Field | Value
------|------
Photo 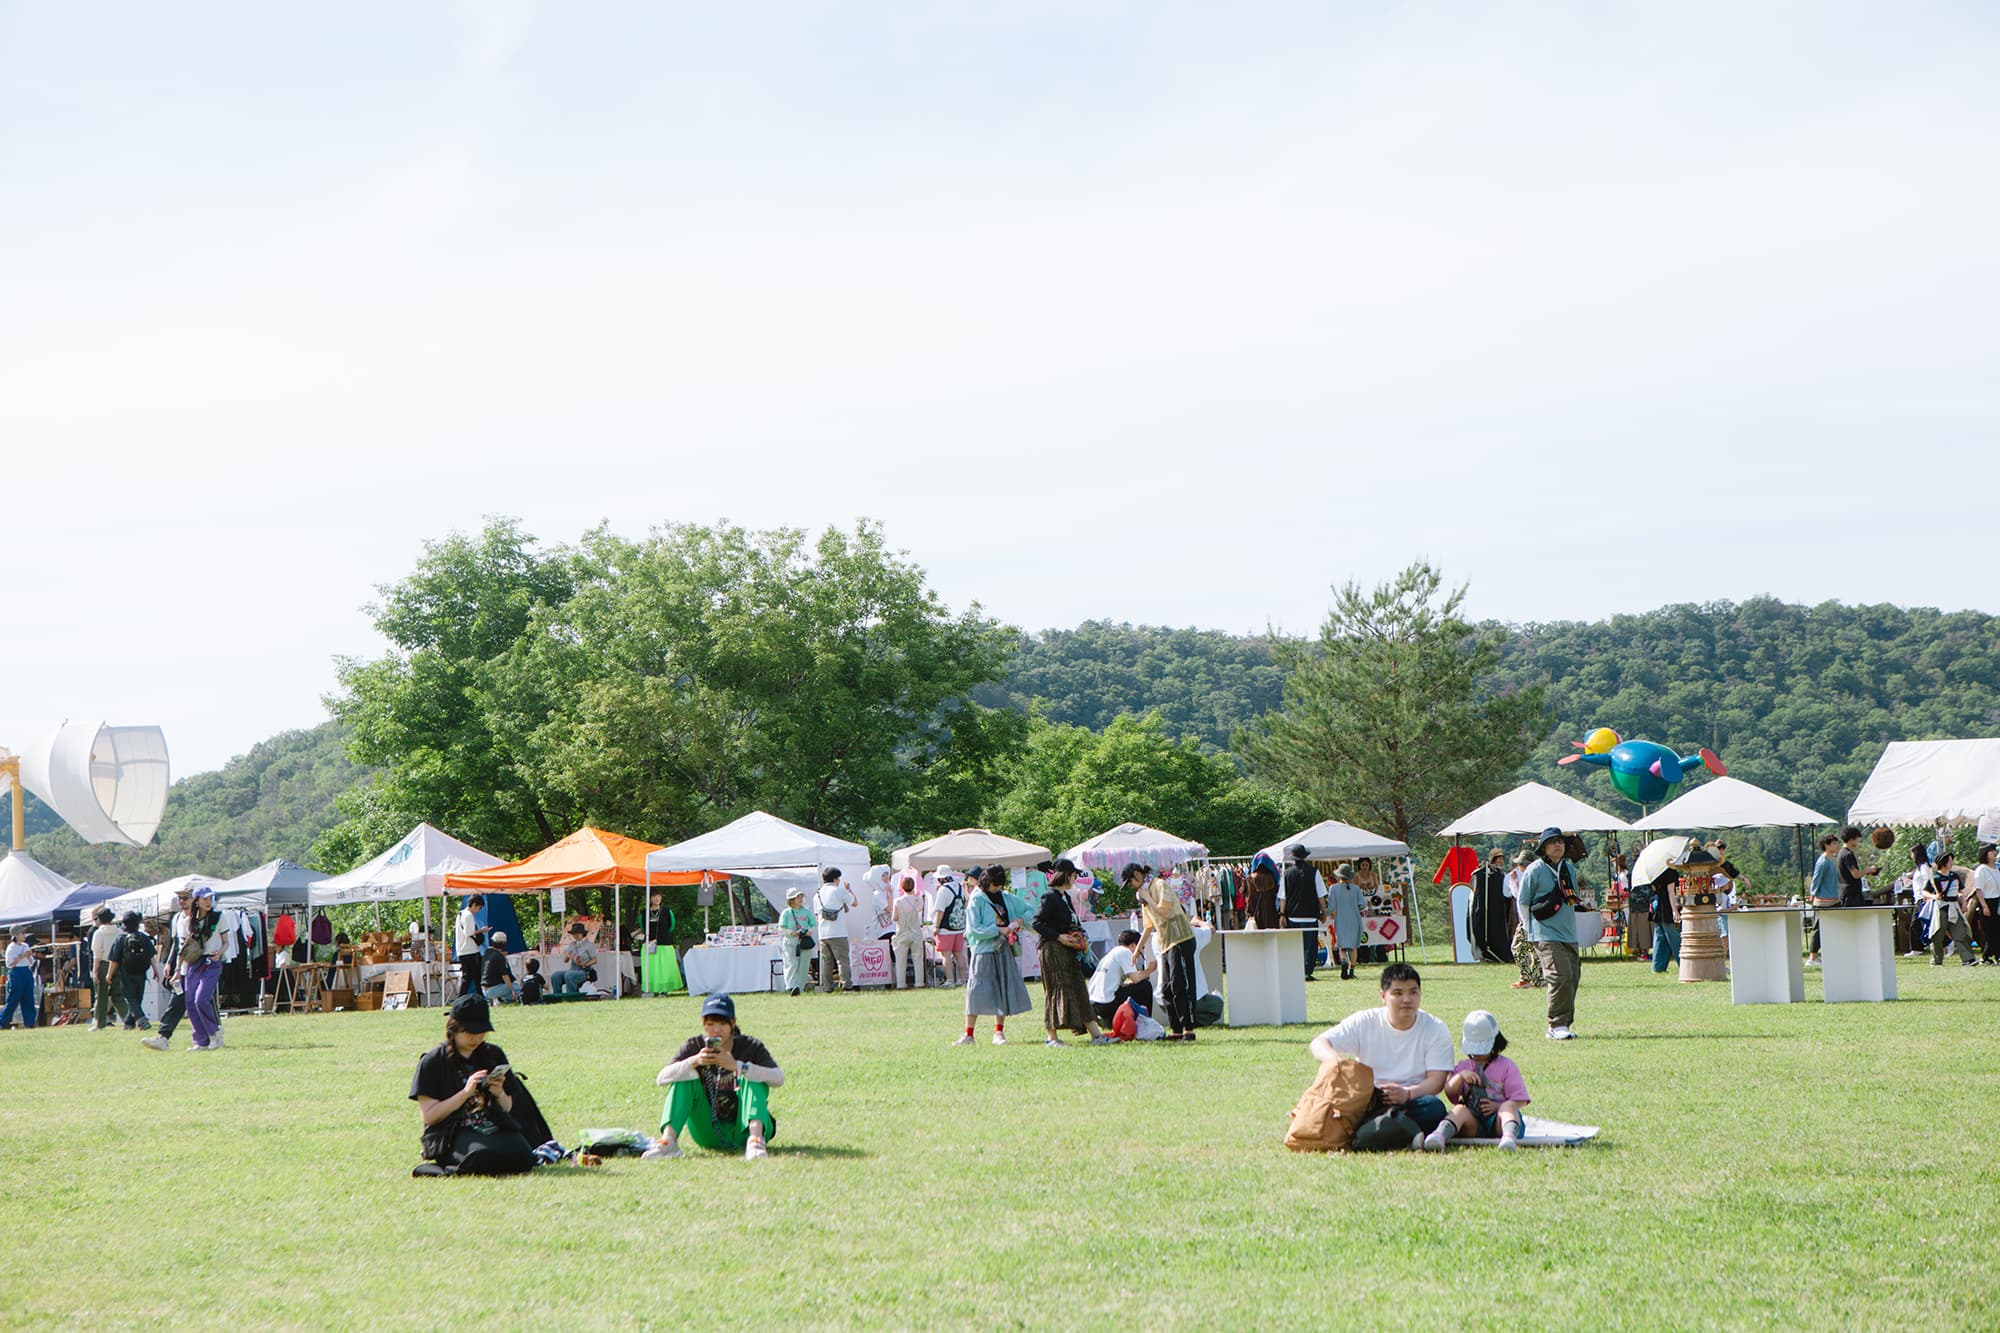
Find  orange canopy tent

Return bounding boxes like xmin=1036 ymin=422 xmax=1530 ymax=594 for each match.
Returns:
xmin=443 ymin=827 xmax=704 ymax=998
xmin=441 ymin=826 xmax=700 ymax=893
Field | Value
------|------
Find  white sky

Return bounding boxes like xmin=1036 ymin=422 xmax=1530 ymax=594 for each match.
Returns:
xmin=3 ymin=2 xmax=1995 ymax=776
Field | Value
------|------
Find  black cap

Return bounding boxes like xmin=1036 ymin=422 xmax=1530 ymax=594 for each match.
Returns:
xmin=1287 ymin=844 xmax=1310 ymax=860
xmin=701 ymin=993 xmax=736 ymax=1022
xmin=964 ymin=864 xmax=985 ymax=879
xmin=449 ymin=994 xmax=495 ymax=1033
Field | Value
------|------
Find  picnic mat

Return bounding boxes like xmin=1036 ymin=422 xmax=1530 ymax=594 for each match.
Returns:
xmin=1458 ymin=1116 xmax=1600 ymax=1147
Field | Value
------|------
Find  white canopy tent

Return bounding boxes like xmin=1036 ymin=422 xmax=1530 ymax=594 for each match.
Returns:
xmin=891 ymin=828 xmax=1049 ymax=872
xmin=1630 ymin=776 xmax=1832 ymax=831
xmin=0 ymin=851 xmax=80 ymax=925
xmin=645 ymin=811 xmax=871 ymax=916
xmin=307 ymin=824 xmax=503 ymax=905
xmin=1062 ymin=822 xmax=1209 ymax=872
xmin=1438 ymin=782 xmax=1632 ymax=836
xmin=1849 ymin=738 xmax=2000 ymax=827
xmin=19 ymin=720 xmax=170 ymax=846
xmin=1259 ymin=818 xmax=1411 ymax=863
xmin=101 ymin=873 xmax=226 ymax=920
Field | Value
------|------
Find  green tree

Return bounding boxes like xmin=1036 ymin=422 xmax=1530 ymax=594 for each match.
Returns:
xmin=1238 ymin=562 xmax=1546 ymax=844
xmin=989 ymin=713 xmax=1294 ymax=861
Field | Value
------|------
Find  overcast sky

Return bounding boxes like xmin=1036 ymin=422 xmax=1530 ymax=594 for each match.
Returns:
xmin=3 ymin=2 xmax=1995 ymax=777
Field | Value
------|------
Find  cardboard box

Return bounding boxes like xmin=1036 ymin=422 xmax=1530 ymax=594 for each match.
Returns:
xmin=322 ymin=988 xmax=357 ymax=1013
xmin=355 ymin=992 xmax=383 ymax=1011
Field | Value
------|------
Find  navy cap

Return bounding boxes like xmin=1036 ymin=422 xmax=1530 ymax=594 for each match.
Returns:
xmin=1537 ymin=827 xmax=1566 ymax=850
xmin=701 ymin=993 xmax=736 ymax=1022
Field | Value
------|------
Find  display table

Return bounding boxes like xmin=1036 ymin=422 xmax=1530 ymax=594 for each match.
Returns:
xmin=1218 ymin=928 xmax=1307 ymax=1026
xmin=1725 ymin=908 xmax=1804 ymax=1005
xmin=683 ymin=944 xmax=784 ymax=995
xmin=1818 ymin=906 xmax=1897 ymax=1003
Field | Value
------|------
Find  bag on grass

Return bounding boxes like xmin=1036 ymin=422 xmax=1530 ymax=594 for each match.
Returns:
xmin=1351 ymin=1107 xmax=1423 ymax=1152
xmin=1132 ymin=1011 xmax=1166 ymax=1041
xmin=1111 ymin=1000 xmax=1139 ymax=1042
xmin=578 ymin=1128 xmax=655 ymax=1157
xmin=1192 ymin=992 xmax=1224 ymax=1028
xmin=1284 ymin=1056 xmax=1377 ymax=1153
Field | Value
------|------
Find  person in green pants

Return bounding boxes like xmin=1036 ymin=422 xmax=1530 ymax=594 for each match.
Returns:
xmin=642 ymin=893 xmax=683 ymax=994
xmin=645 ymin=994 xmax=783 ymax=1161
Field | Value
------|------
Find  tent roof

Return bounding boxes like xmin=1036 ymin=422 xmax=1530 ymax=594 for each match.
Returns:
xmin=1629 ymin=776 xmax=1832 ymax=830
xmin=891 ymin=827 xmax=1050 ymax=871
xmin=100 ymin=873 xmax=227 ymax=919
xmin=1060 ymin=822 xmax=1209 ymax=871
xmin=1849 ymin=738 xmax=2000 ymax=826
xmin=645 ymin=811 xmax=870 ymax=876
xmin=1259 ymin=819 xmax=1411 ymax=862
xmin=211 ymin=858 xmax=326 ymax=909
xmin=443 ymin=827 xmax=696 ymax=892
xmin=308 ymin=823 xmax=504 ymax=905
xmin=0 ymin=852 xmax=82 ymax=928
xmin=1438 ymin=782 xmax=1633 ymax=836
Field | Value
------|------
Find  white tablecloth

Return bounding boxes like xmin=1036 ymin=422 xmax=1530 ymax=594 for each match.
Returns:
xmin=683 ymin=944 xmax=784 ymax=995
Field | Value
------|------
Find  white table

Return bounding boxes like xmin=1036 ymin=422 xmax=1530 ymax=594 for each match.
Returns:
xmin=683 ymin=944 xmax=785 ymax=995
xmin=1218 ymin=928 xmax=1307 ymax=1026
xmin=1725 ymin=908 xmax=1804 ymax=1004
xmin=1818 ymin=906 xmax=1896 ymax=1003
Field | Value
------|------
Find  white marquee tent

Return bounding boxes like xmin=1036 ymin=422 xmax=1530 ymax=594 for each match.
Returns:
xmin=308 ymin=824 xmax=503 ymax=906
xmin=1061 ymin=822 xmax=1209 ymax=872
xmin=101 ymin=873 xmax=226 ymax=920
xmin=645 ymin=811 xmax=871 ymax=915
xmin=1849 ymin=738 xmax=2000 ymax=827
xmin=0 ymin=851 xmax=80 ymax=926
xmin=1259 ymin=818 xmax=1411 ymax=863
xmin=1630 ymin=776 xmax=1832 ymax=831
xmin=891 ymin=828 xmax=1049 ymax=872
xmin=1438 ymin=782 xmax=1632 ymax=836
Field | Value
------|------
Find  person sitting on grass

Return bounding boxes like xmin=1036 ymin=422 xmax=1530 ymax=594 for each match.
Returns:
xmin=481 ymin=931 xmax=518 ymax=1004
xmin=646 ymin=993 xmax=783 ymax=1162
xmin=1307 ymin=962 xmax=1454 ymax=1148
xmin=1423 ymin=1010 xmax=1530 ymax=1151
xmin=518 ymin=958 xmax=546 ymax=1005
xmin=408 ymin=995 xmax=557 ymax=1176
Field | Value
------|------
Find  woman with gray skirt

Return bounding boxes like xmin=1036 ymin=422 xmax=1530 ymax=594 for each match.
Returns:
xmin=955 ymin=866 xmax=1033 ymax=1046
xmin=1327 ymin=864 xmax=1365 ymax=980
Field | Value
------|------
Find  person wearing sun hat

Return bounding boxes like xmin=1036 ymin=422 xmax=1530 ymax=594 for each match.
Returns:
xmin=1518 ymin=828 xmax=1581 ymax=1040
xmin=647 ymin=993 xmax=784 ymax=1161
xmin=1423 ymin=1010 xmax=1531 ymax=1151
xmin=777 ymin=888 xmax=815 ymax=995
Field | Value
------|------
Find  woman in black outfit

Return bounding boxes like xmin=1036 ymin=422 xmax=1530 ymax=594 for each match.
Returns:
xmin=1033 ymin=860 xmax=1113 ymax=1047
xmin=408 ymin=995 xmax=554 ymax=1175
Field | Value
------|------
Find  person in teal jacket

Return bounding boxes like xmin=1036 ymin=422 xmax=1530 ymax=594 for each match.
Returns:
xmin=956 ymin=866 xmax=1033 ymax=1046
xmin=1519 ymin=827 xmax=1580 ymax=1042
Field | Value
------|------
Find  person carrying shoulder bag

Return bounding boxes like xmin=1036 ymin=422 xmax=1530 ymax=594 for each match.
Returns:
xmin=1520 ymin=828 xmax=1581 ymax=1042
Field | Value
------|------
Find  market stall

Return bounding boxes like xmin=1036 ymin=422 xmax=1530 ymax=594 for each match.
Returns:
xmin=890 ymin=828 xmax=1049 ymax=872
xmin=445 ymin=827 xmax=701 ymax=999
xmin=1439 ymin=783 xmax=1632 ymax=962
xmin=646 ymin=811 xmax=870 ymax=994
xmin=1257 ymin=818 xmax=1419 ymax=953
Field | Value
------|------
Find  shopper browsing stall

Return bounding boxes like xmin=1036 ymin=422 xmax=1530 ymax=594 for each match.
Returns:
xmin=814 ymin=867 xmax=858 ymax=993
xmin=1087 ymin=929 xmax=1156 ymax=1027
xmin=1 ymin=930 xmax=36 ymax=1030
xmin=956 ymin=866 xmax=1033 ymax=1046
xmin=1033 ymin=860 xmax=1113 ymax=1046
xmin=892 ymin=873 xmax=928 ymax=990
xmin=453 ymin=894 xmax=486 ymax=997
xmin=931 ymin=869 xmax=969 ymax=987
xmin=1133 ymin=866 xmax=1198 ymax=1042
xmin=1326 ymin=864 xmax=1364 ymax=980
xmin=777 ymin=888 xmax=815 ymax=995
xmin=1280 ymin=845 xmax=1326 ymax=980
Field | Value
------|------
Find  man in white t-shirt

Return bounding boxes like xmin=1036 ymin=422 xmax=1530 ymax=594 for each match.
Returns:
xmin=89 ymin=908 xmax=128 ymax=1030
xmin=1308 ymin=963 xmax=1455 ymax=1141
xmin=1087 ymin=928 xmax=1157 ymax=1026
xmin=453 ymin=895 xmax=486 ymax=998
xmin=814 ymin=868 xmax=858 ymax=992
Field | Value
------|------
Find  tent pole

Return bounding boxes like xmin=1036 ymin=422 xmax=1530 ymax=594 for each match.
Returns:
xmin=614 ymin=885 xmax=622 ymax=1000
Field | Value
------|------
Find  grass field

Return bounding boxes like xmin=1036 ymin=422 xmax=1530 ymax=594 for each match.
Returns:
xmin=3 ymin=954 xmax=1996 ymax=1330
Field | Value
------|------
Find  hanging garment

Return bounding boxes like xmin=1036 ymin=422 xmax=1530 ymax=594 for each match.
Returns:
xmin=310 ymin=912 xmax=333 ymax=946
xmin=1433 ymin=846 xmax=1480 ymax=885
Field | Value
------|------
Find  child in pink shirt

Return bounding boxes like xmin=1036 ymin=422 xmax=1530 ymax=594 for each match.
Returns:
xmin=1423 ymin=1010 xmax=1530 ymax=1151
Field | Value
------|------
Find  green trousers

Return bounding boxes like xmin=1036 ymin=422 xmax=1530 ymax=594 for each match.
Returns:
xmin=660 ymin=1078 xmax=774 ymax=1152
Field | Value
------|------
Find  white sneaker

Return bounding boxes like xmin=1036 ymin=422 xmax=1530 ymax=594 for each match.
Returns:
xmin=189 ymin=1043 xmax=214 ymax=1053
xmin=88 ymin=1022 xmax=103 ymax=1032
xmin=140 ymin=1035 xmax=170 ymax=1052
xmin=744 ymin=1137 xmax=768 ymax=1161
xmin=641 ymin=1139 xmax=682 ymax=1160
xmin=1546 ymin=1026 xmax=1574 ymax=1041
xmin=206 ymin=1033 xmax=224 ymax=1049
xmin=1804 ymin=958 xmax=1820 ymax=967
xmin=992 ymin=1032 xmax=1007 ymax=1046
xmin=951 ymin=1034 xmax=973 ymax=1046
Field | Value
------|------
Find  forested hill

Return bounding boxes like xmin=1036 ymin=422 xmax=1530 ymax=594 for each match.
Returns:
xmin=991 ymin=600 xmax=2000 ymax=821
xmin=1499 ymin=598 xmax=2000 ymax=822
xmin=974 ymin=622 xmax=1286 ymax=749
xmin=16 ymin=722 xmax=366 ymax=885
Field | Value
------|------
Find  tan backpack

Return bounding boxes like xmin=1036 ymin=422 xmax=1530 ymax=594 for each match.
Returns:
xmin=1285 ymin=1056 xmax=1378 ymax=1152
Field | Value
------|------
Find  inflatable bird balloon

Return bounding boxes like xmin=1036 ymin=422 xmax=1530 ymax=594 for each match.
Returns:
xmin=1558 ymin=727 xmax=1725 ymax=805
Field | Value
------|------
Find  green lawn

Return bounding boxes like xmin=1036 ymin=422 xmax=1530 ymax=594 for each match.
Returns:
xmin=3 ymin=956 xmax=1995 ymax=1330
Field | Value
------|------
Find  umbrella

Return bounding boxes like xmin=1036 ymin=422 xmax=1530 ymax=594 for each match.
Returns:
xmin=1631 ymin=837 xmax=1692 ymax=890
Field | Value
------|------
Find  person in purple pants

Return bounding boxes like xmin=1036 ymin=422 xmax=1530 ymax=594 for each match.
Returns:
xmin=180 ymin=886 xmax=228 ymax=1052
